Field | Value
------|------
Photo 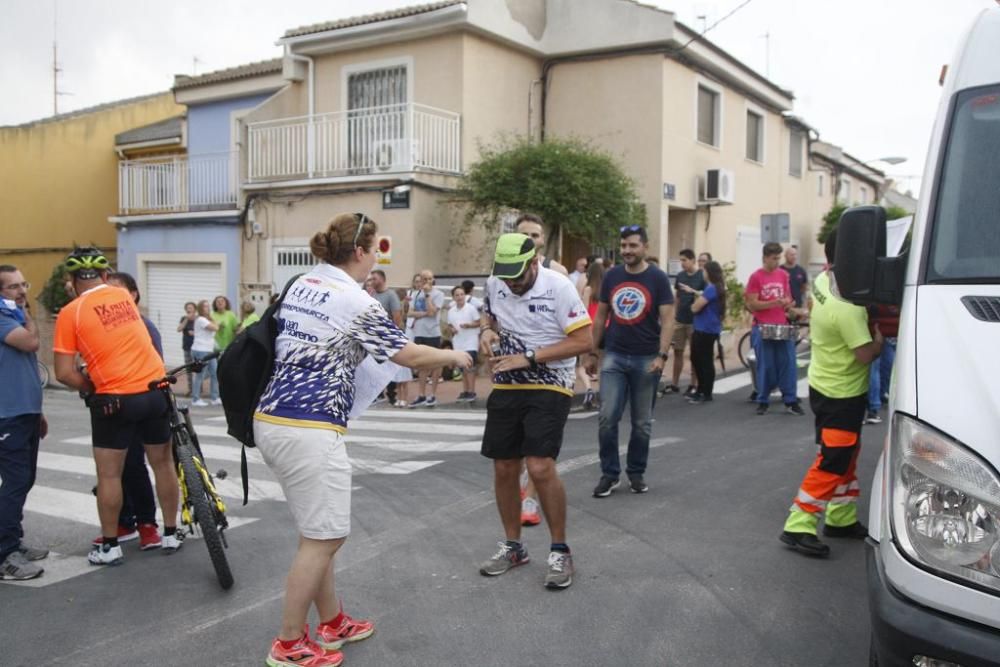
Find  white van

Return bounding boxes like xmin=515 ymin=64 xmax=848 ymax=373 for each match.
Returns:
xmin=833 ymin=6 xmax=1000 ymax=666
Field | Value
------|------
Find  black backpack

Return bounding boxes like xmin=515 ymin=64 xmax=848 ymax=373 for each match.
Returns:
xmin=218 ymin=275 xmax=299 ymax=504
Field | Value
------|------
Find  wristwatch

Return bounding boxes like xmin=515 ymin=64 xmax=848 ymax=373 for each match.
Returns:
xmin=659 ymin=351 xmax=669 ymax=361
xmin=524 ymin=349 xmax=538 ymax=370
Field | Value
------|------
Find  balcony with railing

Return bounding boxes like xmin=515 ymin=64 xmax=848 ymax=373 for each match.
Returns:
xmin=118 ymin=151 xmax=238 ymax=215
xmin=246 ymin=103 xmax=461 ymax=183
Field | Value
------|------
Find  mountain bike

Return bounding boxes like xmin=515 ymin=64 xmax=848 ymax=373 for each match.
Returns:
xmin=148 ymin=352 xmax=234 ymax=590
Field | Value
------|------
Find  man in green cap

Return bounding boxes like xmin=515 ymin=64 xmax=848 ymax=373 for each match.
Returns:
xmin=477 ymin=232 xmax=593 ymax=589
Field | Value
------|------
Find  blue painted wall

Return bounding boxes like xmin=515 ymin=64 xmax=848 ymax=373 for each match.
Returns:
xmin=187 ymin=94 xmax=271 ymax=156
xmin=116 ymin=221 xmax=242 ymax=305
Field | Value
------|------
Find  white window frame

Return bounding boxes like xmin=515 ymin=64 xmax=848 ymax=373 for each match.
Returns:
xmin=838 ymin=177 xmax=852 ymax=204
xmin=859 ymin=185 xmax=868 ymax=204
xmin=694 ymin=78 xmax=723 ymax=150
xmin=817 ymin=173 xmax=825 ymax=197
xmin=340 ymin=56 xmax=415 ymax=111
xmin=744 ymin=101 xmax=766 ymax=165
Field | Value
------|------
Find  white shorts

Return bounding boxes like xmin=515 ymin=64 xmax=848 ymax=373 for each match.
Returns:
xmin=253 ymin=420 xmax=352 ymax=539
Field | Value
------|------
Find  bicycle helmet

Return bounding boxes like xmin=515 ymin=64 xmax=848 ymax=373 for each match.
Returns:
xmin=65 ymin=246 xmax=110 ymax=279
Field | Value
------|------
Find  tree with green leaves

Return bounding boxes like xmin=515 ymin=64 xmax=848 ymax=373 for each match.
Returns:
xmin=817 ymin=203 xmax=910 ymax=244
xmin=452 ymin=135 xmax=645 ymax=256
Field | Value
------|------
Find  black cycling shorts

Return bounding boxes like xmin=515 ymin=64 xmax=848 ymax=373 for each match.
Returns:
xmin=90 ymin=390 xmax=171 ymax=450
xmin=481 ymin=389 xmax=572 ymax=460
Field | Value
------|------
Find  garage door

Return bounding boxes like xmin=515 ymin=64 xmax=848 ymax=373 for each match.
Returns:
xmin=144 ymin=262 xmax=223 ymax=367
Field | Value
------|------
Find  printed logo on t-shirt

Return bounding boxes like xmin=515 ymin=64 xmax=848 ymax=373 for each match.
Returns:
xmin=611 ymin=282 xmax=651 ymax=324
xmin=759 ymin=281 xmax=786 ymax=301
xmin=93 ymin=299 xmax=141 ymax=331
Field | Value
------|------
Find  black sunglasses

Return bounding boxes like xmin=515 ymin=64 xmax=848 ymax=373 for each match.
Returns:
xmin=620 ymin=224 xmax=643 ymax=232
xmin=353 ymin=213 xmax=369 ymax=246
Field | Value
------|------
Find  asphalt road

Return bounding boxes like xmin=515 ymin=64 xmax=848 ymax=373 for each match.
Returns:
xmin=1 ymin=375 xmax=884 ymax=667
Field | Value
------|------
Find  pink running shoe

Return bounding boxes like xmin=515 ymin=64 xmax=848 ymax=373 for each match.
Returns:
xmin=266 ymin=627 xmax=343 ymax=667
xmin=315 ymin=611 xmax=376 ymax=650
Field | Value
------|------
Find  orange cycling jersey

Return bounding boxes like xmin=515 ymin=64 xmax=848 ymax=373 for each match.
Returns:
xmin=53 ymin=284 xmax=164 ymax=395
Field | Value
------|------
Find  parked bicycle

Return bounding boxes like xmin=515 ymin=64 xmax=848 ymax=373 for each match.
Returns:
xmin=37 ymin=360 xmax=50 ymax=387
xmin=737 ymin=320 xmax=810 ymax=370
xmin=148 ymin=352 xmax=234 ymax=590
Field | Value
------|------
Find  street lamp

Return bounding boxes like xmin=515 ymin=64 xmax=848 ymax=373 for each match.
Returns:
xmin=864 ymin=156 xmax=907 ymax=166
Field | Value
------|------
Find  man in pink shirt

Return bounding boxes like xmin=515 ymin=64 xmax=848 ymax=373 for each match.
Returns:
xmin=745 ymin=243 xmax=804 ymax=416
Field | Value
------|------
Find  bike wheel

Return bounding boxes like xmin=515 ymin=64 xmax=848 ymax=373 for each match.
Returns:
xmin=37 ymin=361 xmax=50 ymax=388
xmin=176 ymin=438 xmax=234 ymax=590
xmin=737 ymin=331 xmax=753 ymax=369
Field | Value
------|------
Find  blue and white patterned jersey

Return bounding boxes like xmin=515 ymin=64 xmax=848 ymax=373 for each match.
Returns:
xmin=484 ymin=267 xmax=591 ymax=396
xmin=255 ymin=263 xmax=408 ymax=432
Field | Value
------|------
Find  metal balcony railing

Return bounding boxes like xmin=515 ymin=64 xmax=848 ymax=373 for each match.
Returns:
xmin=246 ymin=103 xmax=461 ymax=182
xmin=118 ymin=151 xmax=238 ymax=214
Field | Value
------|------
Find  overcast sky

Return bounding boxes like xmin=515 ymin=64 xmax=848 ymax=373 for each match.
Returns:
xmin=3 ymin=0 xmax=995 ymax=194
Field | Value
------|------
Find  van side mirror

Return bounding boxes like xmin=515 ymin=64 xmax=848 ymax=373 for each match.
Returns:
xmin=833 ymin=206 xmax=905 ymax=307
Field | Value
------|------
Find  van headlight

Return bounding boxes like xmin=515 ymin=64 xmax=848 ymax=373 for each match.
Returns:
xmin=891 ymin=413 xmax=1000 ymax=591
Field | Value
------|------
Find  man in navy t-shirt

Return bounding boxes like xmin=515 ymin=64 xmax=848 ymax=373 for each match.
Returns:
xmin=587 ymin=225 xmax=674 ymax=497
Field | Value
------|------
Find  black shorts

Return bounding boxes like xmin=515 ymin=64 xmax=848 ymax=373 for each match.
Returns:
xmin=481 ymin=389 xmax=572 ymax=460
xmin=414 ymin=336 xmax=441 ymax=348
xmin=90 ymin=390 xmax=171 ymax=450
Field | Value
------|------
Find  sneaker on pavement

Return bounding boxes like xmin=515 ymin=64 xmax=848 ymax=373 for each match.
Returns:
xmin=408 ymin=396 xmax=427 ymax=409
xmin=92 ymin=525 xmax=139 ymax=547
xmin=161 ymin=533 xmax=183 ymax=553
xmin=785 ymin=402 xmax=806 ymax=416
xmin=822 ymin=522 xmax=868 ymax=539
xmin=747 ymin=390 xmax=759 ymax=403
xmin=687 ymin=393 xmax=712 ymax=404
xmin=138 ymin=523 xmax=162 ymax=550
xmin=211 ymin=398 xmax=223 ymax=406
xmin=88 ymin=544 xmax=125 ymax=566
xmin=865 ymin=411 xmax=883 ymax=424
xmin=593 ymin=476 xmax=621 ymax=498
xmin=191 ymin=399 xmax=210 ymax=407
xmin=1 ymin=551 xmax=44 ymax=580
xmin=779 ymin=531 xmax=830 ymax=558
xmin=267 ymin=627 xmax=343 ymax=667
xmin=582 ymin=388 xmax=595 ymax=410
xmin=684 ymin=385 xmax=698 ymax=397
xmin=479 ymin=541 xmax=530 ymax=576
xmin=756 ymin=403 xmax=769 ymax=416
xmin=17 ymin=543 xmax=49 ymax=561
xmin=521 ymin=497 xmax=542 ymax=526
xmin=544 ymin=551 xmax=574 ymax=589
xmin=423 ymin=396 xmax=437 ymax=407
xmin=661 ymin=384 xmax=680 ymax=395
xmin=629 ymin=477 xmax=649 ymax=494
xmin=315 ymin=612 xmax=376 ymax=650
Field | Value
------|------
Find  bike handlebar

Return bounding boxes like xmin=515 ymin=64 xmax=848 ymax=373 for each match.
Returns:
xmin=148 ymin=351 xmax=221 ymax=392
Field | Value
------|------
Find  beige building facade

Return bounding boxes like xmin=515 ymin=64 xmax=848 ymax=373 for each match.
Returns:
xmin=235 ymin=0 xmax=885 ymax=294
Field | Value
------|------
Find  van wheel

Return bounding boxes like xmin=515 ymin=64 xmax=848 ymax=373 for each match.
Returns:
xmin=869 ymin=636 xmax=879 ymax=666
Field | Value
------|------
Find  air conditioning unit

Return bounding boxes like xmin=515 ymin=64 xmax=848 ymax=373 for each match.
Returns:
xmin=704 ymin=168 xmax=735 ymax=204
xmin=373 ymin=139 xmax=421 ymax=171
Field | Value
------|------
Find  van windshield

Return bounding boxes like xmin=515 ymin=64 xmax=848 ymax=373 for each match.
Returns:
xmin=927 ymin=85 xmax=1000 ymax=283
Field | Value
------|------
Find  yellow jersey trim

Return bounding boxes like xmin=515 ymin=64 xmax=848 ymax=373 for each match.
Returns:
xmin=492 ymin=383 xmax=575 ymax=397
xmin=253 ymin=412 xmax=347 ymax=434
xmin=564 ymin=319 xmax=593 ymax=335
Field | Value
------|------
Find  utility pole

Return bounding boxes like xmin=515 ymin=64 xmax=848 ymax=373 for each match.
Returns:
xmin=52 ymin=2 xmax=59 ymax=114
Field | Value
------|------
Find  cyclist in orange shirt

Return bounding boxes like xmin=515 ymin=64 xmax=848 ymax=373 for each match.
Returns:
xmin=53 ymin=247 xmax=182 ymax=566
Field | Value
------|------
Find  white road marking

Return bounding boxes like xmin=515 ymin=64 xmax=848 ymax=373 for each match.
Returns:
xmin=24 ymin=486 xmax=99 ymax=525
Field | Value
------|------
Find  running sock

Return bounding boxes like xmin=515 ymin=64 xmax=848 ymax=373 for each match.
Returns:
xmin=550 ymin=543 xmax=570 ymax=554
xmin=102 ymin=537 xmax=119 ymax=550
xmin=164 ymin=526 xmax=177 ymax=537
xmin=278 ymin=634 xmax=305 ymax=650
xmin=321 ymin=611 xmax=345 ymax=628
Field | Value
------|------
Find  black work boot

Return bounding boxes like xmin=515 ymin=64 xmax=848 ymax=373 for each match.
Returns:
xmin=823 ymin=522 xmax=868 ymax=539
xmin=779 ymin=531 xmax=831 ymax=557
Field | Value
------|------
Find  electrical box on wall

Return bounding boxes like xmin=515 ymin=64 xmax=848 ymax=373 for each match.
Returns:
xmin=241 ymin=283 xmax=273 ymax=312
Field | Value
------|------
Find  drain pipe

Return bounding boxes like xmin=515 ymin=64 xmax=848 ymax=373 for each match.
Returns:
xmin=286 ymin=47 xmax=315 ymax=177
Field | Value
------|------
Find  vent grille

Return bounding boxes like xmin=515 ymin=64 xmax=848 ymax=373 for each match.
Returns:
xmin=962 ymin=296 xmax=1000 ymax=322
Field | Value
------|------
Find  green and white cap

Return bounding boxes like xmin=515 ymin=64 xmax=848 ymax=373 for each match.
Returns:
xmin=492 ymin=233 xmax=536 ymax=279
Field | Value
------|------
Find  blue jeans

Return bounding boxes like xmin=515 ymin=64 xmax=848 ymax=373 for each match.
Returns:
xmin=880 ymin=338 xmax=897 ymax=399
xmin=192 ymin=350 xmax=218 ymax=401
xmin=0 ymin=414 xmax=41 ymax=561
xmin=751 ymin=326 xmax=798 ymax=405
xmin=598 ymin=352 xmax=660 ymax=479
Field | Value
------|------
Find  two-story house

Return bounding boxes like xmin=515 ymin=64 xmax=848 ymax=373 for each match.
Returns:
xmin=236 ymin=0 xmax=866 ymax=294
xmin=111 ymin=59 xmax=283 ymax=366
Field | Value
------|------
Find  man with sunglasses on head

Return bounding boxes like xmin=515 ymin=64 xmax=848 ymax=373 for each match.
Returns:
xmin=478 ymin=233 xmax=592 ymax=589
xmin=587 ymin=225 xmax=674 ymax=498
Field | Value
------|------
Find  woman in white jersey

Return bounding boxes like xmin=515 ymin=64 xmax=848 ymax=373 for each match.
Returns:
xmin=254 ymin=212 xmax=472 ymax=667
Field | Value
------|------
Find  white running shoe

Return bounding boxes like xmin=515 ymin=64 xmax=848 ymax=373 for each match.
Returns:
xmin=191 ymin=399 xmax=210 ymax=407
xmin=88 ymin=544 xmax=124 ymax=566
xmin=161 ymin=533 xmax=184 ymax=553
xmin=210 ymin=398 xmax=223 ymax=406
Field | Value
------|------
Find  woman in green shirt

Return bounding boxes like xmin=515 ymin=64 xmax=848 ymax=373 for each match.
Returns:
xmin=211 ymin=295 xmax=239 ymax=351
xmin=237 ymin=300 xmax=260 ymax=334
